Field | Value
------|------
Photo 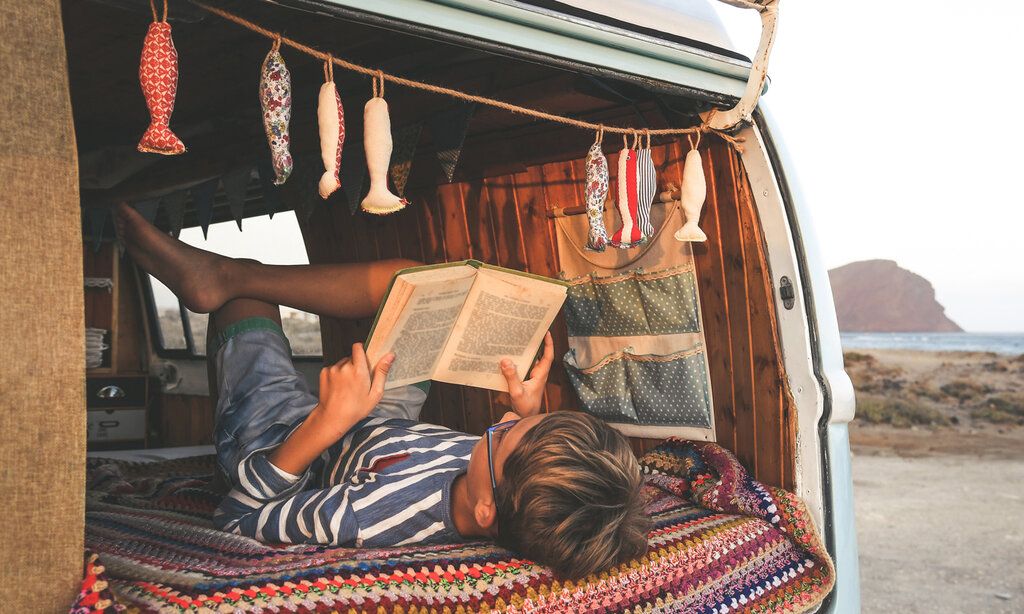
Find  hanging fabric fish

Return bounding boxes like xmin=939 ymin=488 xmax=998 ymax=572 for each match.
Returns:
xmin=675 ymin=131 xmax=708 ymax=242
xmin=635 ymin=130 xmax=657 ymax=240
xmin=259 ymin=37 xmax=292 ymax=185
xmin=361 ymin=74 xmax=407 ymax=215
xmin=610 ymin=134 xmax=643 ymax=248
xmin=318 ymin=57 xmax=344 ymax=199
xmin=584 ymin=128 xmax=609 ymax=251
xmin=137 ymin=0 xmax=185 ymax=155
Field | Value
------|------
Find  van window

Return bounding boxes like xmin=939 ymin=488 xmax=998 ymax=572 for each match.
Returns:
xmin=145 ymin=212 xmax=322 ymax=358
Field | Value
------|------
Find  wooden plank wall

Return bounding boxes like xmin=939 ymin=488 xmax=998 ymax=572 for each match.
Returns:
xmin=298 ymin=139 xmax=796 ymax=489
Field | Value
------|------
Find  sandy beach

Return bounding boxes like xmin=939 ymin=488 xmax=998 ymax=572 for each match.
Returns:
xmin=847 ymin=349 xmax=1024 ymax=612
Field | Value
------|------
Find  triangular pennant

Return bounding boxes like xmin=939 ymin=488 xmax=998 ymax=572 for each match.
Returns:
xmin=191 ymin=178 xmax=218 ymax=239
xmin=87 ymin=207 xmax=109 ymax=253
xmin=428 ymin=103 xmax=475 ymax=182
xmin=222 ymin=165 xmax=252 ymax=231
xmin=162 ymin=190 xmax=187 ymax=238
xmin=257 ymin=156 xmax=283 ymax=219
xmin=339 ymin=147 xmax=366 ymax=214
xmin=291 ymin=154 xmax=321 ymax=223
xmin=389 ymin=122 xmax=422 ymax=198
xmin=134 ymin=198 xmax=160 ymax=226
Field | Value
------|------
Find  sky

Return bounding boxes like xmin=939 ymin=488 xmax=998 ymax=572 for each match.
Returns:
xmin=710 ymin=1 xmax=1024 ymax=332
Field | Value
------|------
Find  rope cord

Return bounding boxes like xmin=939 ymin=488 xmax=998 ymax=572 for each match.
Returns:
xmin=150 ymin=0 xmax=168 ymax=22
xmin=188 ymin=0 xmax=745 ymax=147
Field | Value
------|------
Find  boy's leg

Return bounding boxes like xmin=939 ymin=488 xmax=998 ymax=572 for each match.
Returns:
xmin=207 ymin=296 xmax=320 ymax=491
xmin=114 ymin=201 xmax=419 ymax=319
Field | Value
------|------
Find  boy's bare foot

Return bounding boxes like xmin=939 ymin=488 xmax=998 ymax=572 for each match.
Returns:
xmin=114 ymin=202 xmax=236 ymax=313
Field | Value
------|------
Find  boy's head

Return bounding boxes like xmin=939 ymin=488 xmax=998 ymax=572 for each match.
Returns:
xmin=464 ymin=410 xmax=649 ymax=579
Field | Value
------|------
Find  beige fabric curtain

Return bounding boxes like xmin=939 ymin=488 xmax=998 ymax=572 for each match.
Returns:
xmin=0 ymin=1 xmax=85 ymax=611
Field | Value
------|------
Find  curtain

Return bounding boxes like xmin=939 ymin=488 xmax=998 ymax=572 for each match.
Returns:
xmin=0 ymin=1 xmax=85 ymax=610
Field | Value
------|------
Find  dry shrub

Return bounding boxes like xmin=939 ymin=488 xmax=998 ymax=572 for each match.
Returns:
xmin=855 ymin=396 xmax=949 ymax=428
xmin=971 ymin=395 xmax=1024 ymax=426
xmin=844 ymin=351 xmax=876 ymax=365
xmin=939 ymin=380 xmax=994 ymax=405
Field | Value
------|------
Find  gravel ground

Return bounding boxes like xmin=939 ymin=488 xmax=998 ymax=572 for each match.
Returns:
xmin=853 ymin=449 xmax=1024 ymax=613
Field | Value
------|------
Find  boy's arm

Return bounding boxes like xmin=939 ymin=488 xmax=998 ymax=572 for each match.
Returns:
xmin=213 ymin=471 xmax=361 ymax=545
xmin=270 ymin=343 xmax=394 ymax=476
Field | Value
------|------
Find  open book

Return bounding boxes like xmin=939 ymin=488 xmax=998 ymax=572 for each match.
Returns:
xmin=365 ymin=260 xmax=568 ymax=392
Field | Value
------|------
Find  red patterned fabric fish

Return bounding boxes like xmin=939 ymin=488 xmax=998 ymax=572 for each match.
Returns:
xmin=137 ymin=1 xmax=185 ymax=155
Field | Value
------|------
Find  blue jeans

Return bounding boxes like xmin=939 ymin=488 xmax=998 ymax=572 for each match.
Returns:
xmin=210 ymin=317 xmax=426 ymax=489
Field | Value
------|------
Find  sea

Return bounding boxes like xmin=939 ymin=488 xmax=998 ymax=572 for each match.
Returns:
xmin=840 ymin=332 xmax=1024 ymax=356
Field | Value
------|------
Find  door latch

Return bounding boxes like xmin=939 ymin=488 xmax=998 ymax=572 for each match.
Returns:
xmin=778 ymin=276 xmax=795 ymax=310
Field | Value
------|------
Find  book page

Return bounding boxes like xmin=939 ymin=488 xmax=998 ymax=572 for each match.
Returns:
xmin=368 ymin=265 xmax=477 ymax=389
xmin=434 ymin=270 xmax=567 ymax=392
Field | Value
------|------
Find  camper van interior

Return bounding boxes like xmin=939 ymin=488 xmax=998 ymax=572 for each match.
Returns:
xmin=60 ymin=0 xmax=843 ymax=611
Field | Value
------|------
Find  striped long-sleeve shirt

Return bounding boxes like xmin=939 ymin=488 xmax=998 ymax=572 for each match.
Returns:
xmin=213 ymin=417 xmax=478 ymax=548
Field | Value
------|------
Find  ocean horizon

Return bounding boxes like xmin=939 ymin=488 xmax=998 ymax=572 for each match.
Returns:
xmin=840 ymin=331 xmax=1024 ymax=355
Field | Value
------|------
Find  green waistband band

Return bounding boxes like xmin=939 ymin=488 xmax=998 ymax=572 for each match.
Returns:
xmin=208 ymin=316 xmax=288 ymax=357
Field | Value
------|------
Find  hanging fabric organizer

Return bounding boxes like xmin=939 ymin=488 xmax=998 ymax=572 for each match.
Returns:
xmin=554 ymin=164 xmax=715 ymax=440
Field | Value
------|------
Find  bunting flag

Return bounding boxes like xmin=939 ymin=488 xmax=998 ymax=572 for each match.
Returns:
xmin=222 ymin=165 xmax=251 ymax=231
xmin=291 ymin=153 xmax=321 ymax=222
xmin=257 ymin=156 xmax=283 ymax=219
xmin=428 ymin=103 xmax=475 ymax=182
xmin=162 ymin=190 xmax=187 ymax=238
xmin=134 ymin=198 xmax=160 ymax=225
xmin=389 ymin=122 xmax=422 ymax=198
xmin=339 ymin=146 xmax=366 ymax=214
xmin=191 ymin=177 xmax=218 ymax=239
xmin=86 ymin=207 xmax=109 ymax=253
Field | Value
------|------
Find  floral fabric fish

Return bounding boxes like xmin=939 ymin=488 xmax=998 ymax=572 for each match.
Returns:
xmin=259 ymin=45 xmax=292 ymax=185
xmin=584 ymin=141 xmax=609 ymax=251
xmin=137 ymin=9 xmax=185 ymax=155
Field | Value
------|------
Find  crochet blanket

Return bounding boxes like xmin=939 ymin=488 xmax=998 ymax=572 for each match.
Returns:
xmin=76 ymin=439 xmax=834 ymax=613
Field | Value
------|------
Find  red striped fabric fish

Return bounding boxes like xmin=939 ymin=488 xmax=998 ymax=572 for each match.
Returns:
xmin=318 ymin=61 xmax=344 ymax=199
xmin=610 ymin=144 xmax=656 ymax=248
xmin=137 ymin=5 xmax=185 ymax=155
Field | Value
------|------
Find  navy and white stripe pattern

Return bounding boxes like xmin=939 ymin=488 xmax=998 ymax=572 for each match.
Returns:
xmin=214 ymin=417 xmax=477 ymax=548
xmin=636 ymin=148 xmax=657 ymax=239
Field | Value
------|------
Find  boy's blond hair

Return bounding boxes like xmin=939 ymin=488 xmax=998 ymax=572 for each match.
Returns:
xmin=495 ymin=411 xmax=649 ymax=579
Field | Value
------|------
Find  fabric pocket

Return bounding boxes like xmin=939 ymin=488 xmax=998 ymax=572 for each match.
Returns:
xmin=564 ymin=346 xmax=712 ymax=427
xmin=564 ymin=265 xmax=700 ymax=337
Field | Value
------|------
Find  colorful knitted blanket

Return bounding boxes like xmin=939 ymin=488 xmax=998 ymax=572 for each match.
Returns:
xmin=77 ymin=439 xmax=834 ymax=613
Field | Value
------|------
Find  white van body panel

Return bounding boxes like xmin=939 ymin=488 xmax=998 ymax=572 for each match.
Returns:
xmin=317 ymin=0 xmax=758 ymax=99
xmin=757 ymin=104 xmax=861 ymax=612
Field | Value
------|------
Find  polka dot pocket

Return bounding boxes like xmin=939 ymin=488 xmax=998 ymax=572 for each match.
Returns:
xmin=563 ymin=265 xmax=700 ymax=337
xmin=564 ymin=345 xmax=712 ymax=427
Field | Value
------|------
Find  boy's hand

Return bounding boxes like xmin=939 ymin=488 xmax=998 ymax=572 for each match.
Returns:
xmin=500 ymin=331 xmax=553 ymax=417
xmin=318 ymin=343 xmax=394 ymax=433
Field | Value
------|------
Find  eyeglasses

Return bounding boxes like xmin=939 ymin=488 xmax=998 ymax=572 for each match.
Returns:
xmin=486 ymin=419 xmax=520 ymax=496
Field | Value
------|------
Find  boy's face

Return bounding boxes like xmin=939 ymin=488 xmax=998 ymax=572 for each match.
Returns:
xmin=465 ymin=411 xmax=546 ymax=533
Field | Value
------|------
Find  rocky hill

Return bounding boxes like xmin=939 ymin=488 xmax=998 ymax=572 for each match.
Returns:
xmin=828 ymin=260 xmax=962 ymax=332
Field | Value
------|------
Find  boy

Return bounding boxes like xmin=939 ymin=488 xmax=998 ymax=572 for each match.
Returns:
xmin=114 ymin=203 xmax=649 ymax=579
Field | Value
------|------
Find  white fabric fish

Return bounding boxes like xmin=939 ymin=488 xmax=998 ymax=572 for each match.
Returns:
xmin=360 ymin=96 xmax=407 ymax=215
xmin=674 ymin=146 xmax=708 ymax=242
